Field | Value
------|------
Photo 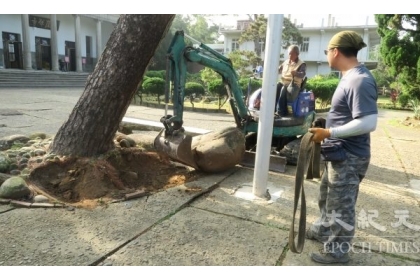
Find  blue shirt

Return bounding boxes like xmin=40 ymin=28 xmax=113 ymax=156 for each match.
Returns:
xmin=326 ymin=65 xmax=378 ymax=157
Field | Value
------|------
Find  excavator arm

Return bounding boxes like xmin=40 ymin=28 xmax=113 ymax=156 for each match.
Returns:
xmin=154 ymin=30 xmax=251 ymax=170
xmin=154 ymin=30 xmax=315 ymax=172
xmin=161 ymin=30 xmax=248 ymax=132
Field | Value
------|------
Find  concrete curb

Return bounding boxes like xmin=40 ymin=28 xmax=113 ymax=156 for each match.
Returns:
xmin=139 ymin=102 xmax=228 ymax=114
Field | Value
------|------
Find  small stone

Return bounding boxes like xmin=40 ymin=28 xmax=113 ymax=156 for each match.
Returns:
xmin=0 ymin=153 xmax=12 ymax=173
xmin=0 ymin=177 xmax=31 ymax=199
xmin=21 ymin=168 xmax=31 ymax=175
xmin=9 ymin=163 xmax=18 ymax=170
xmin=33 ymin=195 xmax=49 ymax=203
xmin=18 ymin=163 xmax=27 ymax=169
xmin=29 ymin=133 xmax=47 ymax=140
xmin=34 ymin=149 xmax=46 ymax=156
xmin=124 ymin=190 xmax=148 ymax=200
xmin=18 ymin=158 xmax=29 ymax=164
xmin=119 ymin=139 xmax=131 ymax=148
xmin=9 ymin=170 xmax=21 ymax=176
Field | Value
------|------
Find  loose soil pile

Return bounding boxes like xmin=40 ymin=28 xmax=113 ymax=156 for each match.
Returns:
xmin=28 ymin=148 xmax=200 ymax=208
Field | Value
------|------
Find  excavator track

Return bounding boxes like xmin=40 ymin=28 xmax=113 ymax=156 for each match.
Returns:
xmin=240 ymin=151 xmax=287 ymax=173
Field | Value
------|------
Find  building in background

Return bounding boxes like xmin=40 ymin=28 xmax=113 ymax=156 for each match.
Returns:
xmin=219 ymin=14 xmax=380 ymax=78
xmin=0 ymin=14 xmax=118 ymax=72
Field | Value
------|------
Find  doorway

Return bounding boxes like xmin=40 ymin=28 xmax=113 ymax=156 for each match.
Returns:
xmin=2 ymin=31 xmax=23 ymax=69
xmin=35 ymin=37 xmax=51 ymax=70
xmin=65 ymin=41 xmax=76 ymax=71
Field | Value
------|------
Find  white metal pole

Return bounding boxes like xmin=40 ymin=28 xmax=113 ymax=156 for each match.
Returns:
xmin=252 ymin=14 xmax=284 ymax=198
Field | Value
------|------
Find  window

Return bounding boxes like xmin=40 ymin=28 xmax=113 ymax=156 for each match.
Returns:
xmin=2 ymin=31 xmax=20 ymax=42
xmin=301 ymin=37 xmax=309 ymax=52
xmin=231 ymin=39 xmax=239 ymax=51
xmin=329 ymin=70 xmax=341 ymax=78
xmin=259 ymin=41 xmax=265 ymax=53
xmin=35 ymin=36 xmax=50 ymax=46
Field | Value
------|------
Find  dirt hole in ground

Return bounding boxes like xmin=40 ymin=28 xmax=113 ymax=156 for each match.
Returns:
xmin=28 ymin=148 xmax=201 ymax=208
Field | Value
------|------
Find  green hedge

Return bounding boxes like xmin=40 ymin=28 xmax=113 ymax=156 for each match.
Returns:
xmin=306 ymin=78 xmax=339 ymax=108
xmin=239 ymin=78 xmax=262 ymax=96
xmin=145 ymin=70 xmax=166 ymax=79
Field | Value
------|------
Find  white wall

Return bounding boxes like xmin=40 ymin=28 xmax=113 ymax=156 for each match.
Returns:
xmin=101 ymin=21 xmax=116 ymax=51
xmin=0 ymin=14 xmax=22 ymax=36
xmin=221 ymin=24 xmax=379 ymax=79
xmin=0 ymin=14 xmax=115 ymax=58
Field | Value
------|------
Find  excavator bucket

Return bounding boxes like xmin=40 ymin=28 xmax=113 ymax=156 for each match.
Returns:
xmin=240 ymin=151 xmax=287 ymax=173
xmin=153 ymin=129 xmax=199 ymax=170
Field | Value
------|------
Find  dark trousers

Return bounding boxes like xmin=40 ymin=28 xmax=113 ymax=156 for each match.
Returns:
xmin=276 ymin=84 xmax=288 ymax=116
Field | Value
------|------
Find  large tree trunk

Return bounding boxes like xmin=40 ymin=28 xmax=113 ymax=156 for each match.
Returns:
xmin=50 ymin=15 xmax=175 ymax=157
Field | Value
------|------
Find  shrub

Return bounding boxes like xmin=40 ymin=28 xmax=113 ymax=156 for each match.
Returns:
xmin=142 ymin=77 xmax=165 ymax=103
xmin=409 ymin=99 xmax=420 ymax=119
xmin=208 ymin=79 xmax=227 ymax=98
xmin=145 ymin=70 xmax=166 ymax=79
xmin=207 ymin=79 xmax=229 ymax=109
xmin=398 ymin=93 xmax=411 ymax=108
xmin=137 ymin=76 xmax=150 ymax=93
xmin=185 ymin=82 xmax=205 ymax=97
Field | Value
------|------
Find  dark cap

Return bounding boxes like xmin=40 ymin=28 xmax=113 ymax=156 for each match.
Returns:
xmin=328 ymin=31 xmax=367 ymax=50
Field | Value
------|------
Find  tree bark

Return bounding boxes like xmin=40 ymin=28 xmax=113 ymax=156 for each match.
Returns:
xmin=50 ymin=15 xmax=175 ymax=157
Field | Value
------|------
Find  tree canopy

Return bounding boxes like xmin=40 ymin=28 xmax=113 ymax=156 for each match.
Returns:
xmin=148 ymin=15 xmax=220 ymax=70
xmin=375 ymin=14 xmax=420 ymax=99
xmin=371 ymin=55 xmax=394 ymax=89
xmin=238 ymin=14 xmax=302 ymax=60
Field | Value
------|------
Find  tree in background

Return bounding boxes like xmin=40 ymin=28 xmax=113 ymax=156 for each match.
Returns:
xmin=375 ymin=14 xmax=420 ymax=101
xmin=147 ymin=15 xmax=189 ymax=70
xmin=228 ymin=50 xmax=260 ymax=77
xmin=371 ymin=55 xmax=394 ymax=94
xmin=238 ymin=15 xmax=302 ymax=63
xmin=187 ymin=15 xmax=220 ymax=43
xmin=208 ymin=79 xmax=228 ymax=109
xmin=200 ymin=67 xmax=220 ymax=89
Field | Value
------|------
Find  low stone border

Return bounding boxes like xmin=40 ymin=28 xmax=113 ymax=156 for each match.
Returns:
xmin=0 ymin=198 xmax=65 ymax=208
xmin=109 ymin=190 xmax=149 ymax=204
xmin=0 ymin=190 xmax=150 ymax=209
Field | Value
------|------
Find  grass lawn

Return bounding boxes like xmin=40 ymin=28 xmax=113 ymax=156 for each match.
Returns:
xmin=377 ymin=95 xmax=395 ymax=107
